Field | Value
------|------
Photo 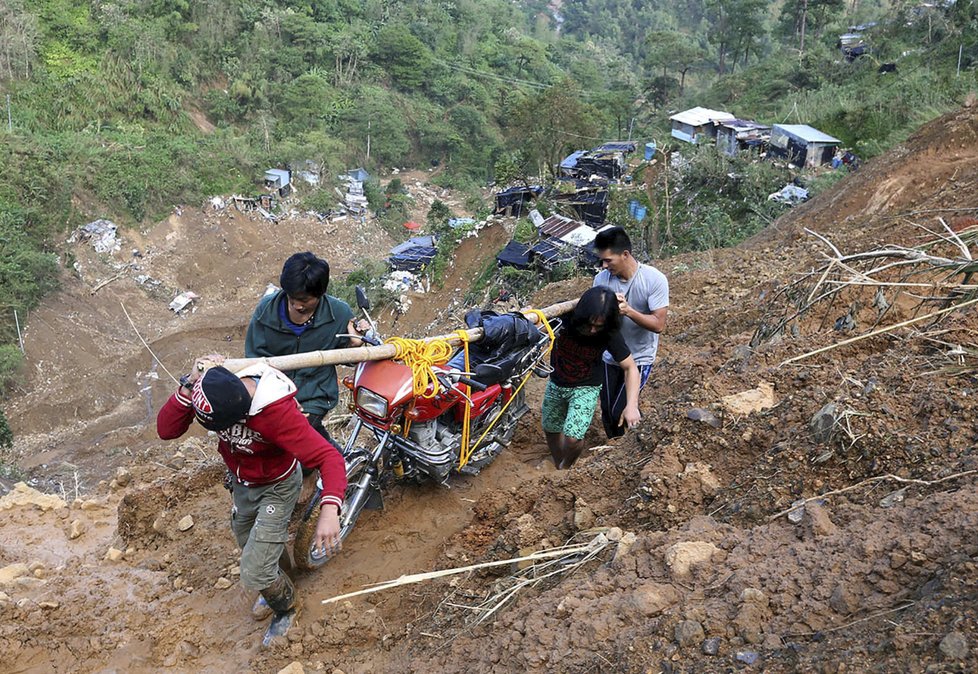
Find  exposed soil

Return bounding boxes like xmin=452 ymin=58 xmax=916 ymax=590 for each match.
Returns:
xmin=4 ymin=104 xmax=978 ymax=674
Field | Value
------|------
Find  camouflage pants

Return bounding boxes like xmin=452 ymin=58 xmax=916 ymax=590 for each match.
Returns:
xmin=230 ymin=468 xmax=301 ymax=591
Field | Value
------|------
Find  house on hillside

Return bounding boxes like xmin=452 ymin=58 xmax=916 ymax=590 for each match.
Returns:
xmin=559 ymin=151 xmax=587 ymax=179
xmin=715 ymin=119 xmax=770 ymax=157
xmin=264 ymin=169 xmax=292 ymax=197
xmin=838 ymin=32 xmax=869 ymax=61
xmin=494 ymin=185 xmax=543 ymax=217
xmin=669 ymin=107 xmax=735 ymax=144
xmin=346 ymin=167 xmax=370 ymax=183
xmin=553 ymin=188 xmax=609 ymax=227
xmin=768 ymin=124 xmax=841 ymax=168
xmin=559 ymin=142 xmax=634 ymax=183
xmin=388 ymin=235 xmax=439 ymax=272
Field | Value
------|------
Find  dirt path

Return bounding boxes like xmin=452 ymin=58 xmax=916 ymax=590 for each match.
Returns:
xmin=5 ymin=105 xmax=978 ymax=673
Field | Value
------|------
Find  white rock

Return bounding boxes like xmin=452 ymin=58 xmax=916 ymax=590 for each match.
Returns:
xmin=0 ymin=563 xmax=29 ymax=585
xmin=664 ymin=541 xmax=718 ymax=579
xmin=276 ymin=662 xmax=306 ymax=674
xmin=177 ymin=515 xmax=194 ymax=531
xmin=69 ymin=519 xmax=86 ymax=540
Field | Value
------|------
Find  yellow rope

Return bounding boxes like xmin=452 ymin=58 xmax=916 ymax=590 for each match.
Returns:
xmin=385 ymin=336 xmax=455 ymax=399
xmin=455 ymin=330 xmax=473 ymax=467
xmin=387 ymin=311 xmax=556 ymax=470
xmin=462 ymin=311 xmax=556 ymax=467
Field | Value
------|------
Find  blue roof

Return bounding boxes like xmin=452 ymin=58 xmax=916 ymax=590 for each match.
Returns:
xmin=346 ymin=168 xmax=370 ymax=181
xmin=773 ymin=124 xmax=841 ymax=144
xmin=560 ymin=151 xmax=586 ymax=169
xmin=591 ymin=142 xmax=636 ymax=153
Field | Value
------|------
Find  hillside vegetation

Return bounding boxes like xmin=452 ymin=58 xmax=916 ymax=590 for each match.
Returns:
xmin=0 ymin=0 xmax=976 ymax=407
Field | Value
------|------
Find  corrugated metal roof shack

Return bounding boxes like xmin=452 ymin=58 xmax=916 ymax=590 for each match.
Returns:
xmin=715 ymin=119 xmax=771 ymax=157
xmin=669 ymin=107 xmax=735 ymax=145
xmin=768 ymin=124 xmax=842 ymax=168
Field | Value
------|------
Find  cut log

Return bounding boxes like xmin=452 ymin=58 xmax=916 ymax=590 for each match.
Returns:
xmin=222 ymin=298 xmax=578 ymax=372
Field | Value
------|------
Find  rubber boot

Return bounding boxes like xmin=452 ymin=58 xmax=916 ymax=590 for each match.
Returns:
xmin=252 ymin=554 xmax=293 ymax=621
xmin=260 ymin=573 xmax=295 ymax=615
xmin=260 ymin=574 xmax=297 ymax=647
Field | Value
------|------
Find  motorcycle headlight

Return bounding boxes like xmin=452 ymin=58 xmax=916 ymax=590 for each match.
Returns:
xmin=356 ymin=387 xmax=389 ymax=418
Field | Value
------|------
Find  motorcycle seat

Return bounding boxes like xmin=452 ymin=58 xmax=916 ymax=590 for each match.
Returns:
xmin=472 ymin=354 xmax=519 ymax=386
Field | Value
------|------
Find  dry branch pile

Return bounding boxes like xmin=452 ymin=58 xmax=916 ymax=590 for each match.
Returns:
xmin=752 ymin=221 xmax=978 ymax=374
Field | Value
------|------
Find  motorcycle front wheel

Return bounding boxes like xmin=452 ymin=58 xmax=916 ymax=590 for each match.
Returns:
xmin=294 ymin=449 xmax=372 ymax=571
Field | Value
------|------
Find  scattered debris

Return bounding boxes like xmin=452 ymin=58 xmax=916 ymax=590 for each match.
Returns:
xmin=768 ymin=183 xmax=810 ymax=205
xmin=71 ymin=219 xmax=121 ymax=254
xmin=169 ymin=291 xmax=199 ymax=314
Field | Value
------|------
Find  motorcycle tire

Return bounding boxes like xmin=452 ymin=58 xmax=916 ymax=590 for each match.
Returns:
xmin=293 ymin=450 xmax=372 ymax=571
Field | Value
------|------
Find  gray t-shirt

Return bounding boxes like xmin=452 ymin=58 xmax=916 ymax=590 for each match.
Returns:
xmin=592 ymin=263 xmax=669 ymax=366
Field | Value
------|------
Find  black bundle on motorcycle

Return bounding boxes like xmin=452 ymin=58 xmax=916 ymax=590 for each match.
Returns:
xmin=446 ymin=310 xmax=543 ymax=385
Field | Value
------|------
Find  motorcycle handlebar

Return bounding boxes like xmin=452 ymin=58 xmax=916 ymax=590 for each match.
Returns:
xmin=457 ymin=376 xmax=488 ymax=392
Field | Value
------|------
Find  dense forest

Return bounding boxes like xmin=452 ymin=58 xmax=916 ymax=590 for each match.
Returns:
xmin=0 ymin=0 xmax=976 ymax=416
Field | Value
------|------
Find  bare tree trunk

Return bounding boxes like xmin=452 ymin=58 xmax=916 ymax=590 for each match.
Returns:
xmin=799 ymin=0 xmax=809 ymax=55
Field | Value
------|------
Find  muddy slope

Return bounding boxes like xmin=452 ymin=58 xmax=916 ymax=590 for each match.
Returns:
xmin=2 ymin=106 xmax=978 ymax=673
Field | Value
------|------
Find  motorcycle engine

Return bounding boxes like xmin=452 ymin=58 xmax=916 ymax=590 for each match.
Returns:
xmin=401 ymin=420 xmax=459 ymax=482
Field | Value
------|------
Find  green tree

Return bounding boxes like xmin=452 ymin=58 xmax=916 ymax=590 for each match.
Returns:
xmin=779 ymin=0 xmax=845 ymax=54
xmin=509 ymin=79 xmax=600 ymax=178
xmin=371 ymin=24 xmax=431 ymax=90
xmin=644 ymin=30 xmax=706 ymax=93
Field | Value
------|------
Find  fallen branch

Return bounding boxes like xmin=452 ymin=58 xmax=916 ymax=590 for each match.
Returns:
xmin=769 ymin=469 xmax=978 ymax=521
xmin=90 ymin=268 xmax=128 ymax=295
xmin=321 ymin=536 xmax=605 ymax=605
xmin=786 ymin=602 xmax=916 ymax=637
xmin=780 ymin=296 xmax=978 ymax=366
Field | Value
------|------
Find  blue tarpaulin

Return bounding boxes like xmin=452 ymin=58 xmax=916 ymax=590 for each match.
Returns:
xmin=496 ymin=240 xmax=532 ymax=269
xmin=389 ymin=235 xmax=439 ymax=272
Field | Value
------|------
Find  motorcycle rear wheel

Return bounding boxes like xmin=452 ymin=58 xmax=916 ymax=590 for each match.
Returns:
xmin=294 ymin=451 xmax=371 ymax=571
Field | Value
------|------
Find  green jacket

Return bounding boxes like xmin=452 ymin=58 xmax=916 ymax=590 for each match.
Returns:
xmin=244 ymin=290 xmax=354 ymax=416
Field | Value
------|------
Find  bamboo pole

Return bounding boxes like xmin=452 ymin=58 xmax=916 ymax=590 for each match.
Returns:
xmin=222 ymin=298 xmax=579 ymax=373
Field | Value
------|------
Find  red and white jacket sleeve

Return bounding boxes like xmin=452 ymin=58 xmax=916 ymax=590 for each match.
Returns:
xmin=157 ymin=387 xmax=195 ymax=440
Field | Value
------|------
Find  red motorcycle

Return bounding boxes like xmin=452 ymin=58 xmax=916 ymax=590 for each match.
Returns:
xmin=294 ymin=289 xmax=555 ymax=569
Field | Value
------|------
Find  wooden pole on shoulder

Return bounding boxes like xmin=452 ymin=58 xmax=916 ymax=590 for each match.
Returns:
xmin=221 ymin=298 xmax=579 ymax=373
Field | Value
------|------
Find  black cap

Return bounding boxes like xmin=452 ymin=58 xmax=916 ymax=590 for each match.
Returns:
xmin=190 ymin=367 xmax=251 ymax=431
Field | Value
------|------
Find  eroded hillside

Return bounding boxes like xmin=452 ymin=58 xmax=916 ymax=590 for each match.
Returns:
xmin=3 ymin=106 xmax=978 ymax=673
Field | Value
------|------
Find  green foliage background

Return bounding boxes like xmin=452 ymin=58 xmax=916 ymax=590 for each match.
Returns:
xmin=0 ymin=0 xmax=976 ymax=414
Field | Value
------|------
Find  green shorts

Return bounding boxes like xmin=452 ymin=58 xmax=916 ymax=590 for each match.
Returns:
xmin=541 ymin=380 xmax=601 ymax=440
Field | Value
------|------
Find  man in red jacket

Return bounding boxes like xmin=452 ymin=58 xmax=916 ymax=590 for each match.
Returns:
xmin=157 ymin=355 xmax=347 ymax=641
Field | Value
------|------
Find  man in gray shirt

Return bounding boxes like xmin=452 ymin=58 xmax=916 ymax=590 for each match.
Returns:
xmin=591 ymin=227 xmax=669 ymax=437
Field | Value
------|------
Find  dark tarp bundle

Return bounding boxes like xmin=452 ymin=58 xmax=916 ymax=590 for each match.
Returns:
xmin=494 ymin=185 xmax=543 ymax=216
xmin=388 ymin=235 xmax=439 ymax=272
xmin=496 ymin=240 xmax=532 ymax=269
xmin=446 ymin=310 xmax=543 ymax=382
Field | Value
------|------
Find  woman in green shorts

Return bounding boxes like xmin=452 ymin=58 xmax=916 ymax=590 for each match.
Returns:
xmin=542 ymin=286 xmax=641 ymax=469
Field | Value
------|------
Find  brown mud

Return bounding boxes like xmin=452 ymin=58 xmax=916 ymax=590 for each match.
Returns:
xmin=4 ymin=107 xmax=978 ymax=673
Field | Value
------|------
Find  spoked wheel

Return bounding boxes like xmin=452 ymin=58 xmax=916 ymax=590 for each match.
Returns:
xmin=293 ymin=449 xmax=372 ymax=571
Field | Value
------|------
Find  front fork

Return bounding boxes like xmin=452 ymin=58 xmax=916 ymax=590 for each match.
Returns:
xmin=300 ymin=418 xmax=390 ymax=524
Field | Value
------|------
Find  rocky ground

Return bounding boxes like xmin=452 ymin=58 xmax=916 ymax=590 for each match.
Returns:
xmin=3 ymin=106 xmax=978 ymax=674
